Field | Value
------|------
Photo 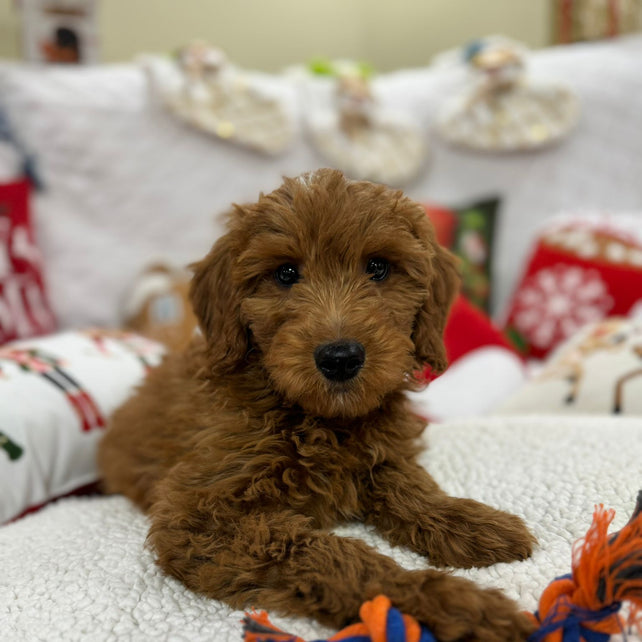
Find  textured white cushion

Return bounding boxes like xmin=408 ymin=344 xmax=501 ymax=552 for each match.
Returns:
xmin=1 ymin=415 xmax=640 ymax=640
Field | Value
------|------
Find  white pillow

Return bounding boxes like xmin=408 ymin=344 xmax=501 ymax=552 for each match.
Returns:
xmin=496 ymin=317 xmax=642 ymax=416
xmin=0 ymin=329 xmax=164 ymax=524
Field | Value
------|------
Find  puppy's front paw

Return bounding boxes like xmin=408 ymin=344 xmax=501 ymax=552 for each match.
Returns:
xmin=426 ymin=498 xmax=536 ymax=568
xmin=394 ymin=571 xmax=535 ymax=642
xmin=432 ymin=582 xmax=535 ymax=642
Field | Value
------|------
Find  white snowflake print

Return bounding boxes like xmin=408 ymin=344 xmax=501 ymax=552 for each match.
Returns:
xmin=513 ymin=264 xmax=613 ymax=350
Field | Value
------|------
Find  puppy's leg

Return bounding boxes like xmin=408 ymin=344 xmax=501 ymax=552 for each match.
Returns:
xmin=148 ymin=485 xmax=532 ymax=640
xmin=365 ymin=462 xmax=535 ymax=568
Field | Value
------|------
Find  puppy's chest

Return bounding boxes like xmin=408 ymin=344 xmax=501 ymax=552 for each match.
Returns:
xmin=274 ymin=431 xmax=374 ymax=523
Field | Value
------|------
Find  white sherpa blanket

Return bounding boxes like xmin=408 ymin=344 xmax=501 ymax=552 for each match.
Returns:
xmin=1 ymin=415 xmax=641 ymax=641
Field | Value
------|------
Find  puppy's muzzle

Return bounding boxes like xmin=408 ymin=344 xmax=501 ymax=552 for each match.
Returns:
xmin=314 ymin=340 xmax=365 ymax=382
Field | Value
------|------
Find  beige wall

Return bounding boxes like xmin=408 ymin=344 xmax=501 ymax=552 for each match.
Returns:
xmin=0 ymin=1 xmax=20 ymax=60
xmin=0 ymin=1 xmax=552 ymax=71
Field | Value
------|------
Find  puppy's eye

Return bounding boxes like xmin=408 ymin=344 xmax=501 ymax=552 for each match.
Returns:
xmin=366 ymin=258 xmax=390 ymax=282
xmin=274 ymin=263 xmax=300 ymax=287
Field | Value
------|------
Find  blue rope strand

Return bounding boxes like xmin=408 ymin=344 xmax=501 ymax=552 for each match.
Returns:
xmin=529 ymin=599 xmax=621 ymax=642
xmin=385 ymin=606 xmax=407 ymax=642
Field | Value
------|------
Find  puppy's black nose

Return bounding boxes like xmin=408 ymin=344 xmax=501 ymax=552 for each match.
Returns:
xmin=314 ymin=340 xmax=365 ymax=382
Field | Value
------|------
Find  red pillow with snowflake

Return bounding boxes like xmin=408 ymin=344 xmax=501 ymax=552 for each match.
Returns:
xmin=504 ymin=214 xmax=642 ymax=359
xmin=0 ymin=179 xmax=56 ymax=344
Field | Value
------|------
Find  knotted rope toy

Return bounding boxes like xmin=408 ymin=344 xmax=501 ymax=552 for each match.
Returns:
xmin=528 ymin=490 xmax=642 ymax=642
xmin=242 ymin=491 xmax=642 ymax=642
xmin=243 ymin=594 xmax=435 ymax=642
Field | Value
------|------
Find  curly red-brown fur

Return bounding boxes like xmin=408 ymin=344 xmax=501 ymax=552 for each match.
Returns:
xmin=98 ymin=169 xmax=536 ymax=641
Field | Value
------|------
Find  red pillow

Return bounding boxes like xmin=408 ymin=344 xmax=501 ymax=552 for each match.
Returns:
xmin=504 ymin=215 xmax=642 ymax=359
xmin=0 ymin=179 xmax=56 ymax=344
xmin=444 ymin=294 xmax=517 ymax=364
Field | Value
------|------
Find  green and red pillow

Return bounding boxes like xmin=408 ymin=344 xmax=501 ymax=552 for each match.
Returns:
xmin=424 ymin=197 xmax=499 ymax=313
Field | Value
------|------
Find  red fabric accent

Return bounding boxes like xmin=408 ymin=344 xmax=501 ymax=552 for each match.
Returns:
xmin=0 ymin=179 xmax=56 ymax=344
xmin=422 ymin=294 xmax=519 ymax=382
xmin=560 ymin=0 xmax=574 ymax=43
xmin=444 ymin=294 xmax=516 ymax=365
xmin=424 ymin=204 xmax=457 ymax=248
xmin=9 ymin=482 xmax=101 ymax=524
xmin=608 ymin=0 xmax=619 ymax=37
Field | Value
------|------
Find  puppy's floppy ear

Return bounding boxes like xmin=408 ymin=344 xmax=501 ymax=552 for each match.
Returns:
xmin=412 ymin=225 xmax=461 ymax=376
xmin=189 ymin=232 xmax=248 ymax=372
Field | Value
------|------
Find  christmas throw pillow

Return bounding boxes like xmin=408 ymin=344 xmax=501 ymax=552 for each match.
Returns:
xmin=504 ymin=213 xmax=642 ymax=360
xmin=0 ymin=179 xmax=56 ymax=344
xmin=410 ymin=295 xmax=526 ymax=422
xmin=496 ymin=317 xmax=642 ymax=416
xmin=424 ymin=197 xmax=499 ymax=313
xmin=0 ymin=329 xmax=165 ymax=524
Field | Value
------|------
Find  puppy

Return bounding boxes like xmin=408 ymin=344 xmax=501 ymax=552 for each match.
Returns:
xmin=99 ymin=169 xmax=535 ymax=641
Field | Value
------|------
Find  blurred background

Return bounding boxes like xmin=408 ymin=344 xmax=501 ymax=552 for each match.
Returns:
xmin=1 ymin=1 xmax=554 ymax=69
xmin=2 ymin=0 xmax=641 ymax=68
xmin=0 ymin=0 xmax=641 ymax=373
